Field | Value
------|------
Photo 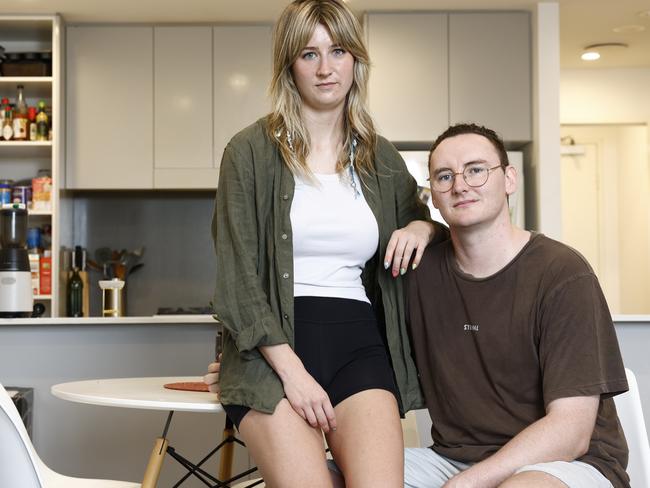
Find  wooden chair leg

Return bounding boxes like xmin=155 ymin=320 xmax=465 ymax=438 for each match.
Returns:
xmin=142 ymin=437 xmax=168 ymax=488
xmin=218 ymin=417 xmax=235 ymax=481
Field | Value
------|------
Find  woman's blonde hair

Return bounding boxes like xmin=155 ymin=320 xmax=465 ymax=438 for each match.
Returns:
xmin=267 ymin=0 xmax=377 ymax=178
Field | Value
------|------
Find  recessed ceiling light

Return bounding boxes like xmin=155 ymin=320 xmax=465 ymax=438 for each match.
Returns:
xmin=613 ymin=24 xmax=646 ymax=33
xmin=581 ymin=51 xmax=601 ymax=61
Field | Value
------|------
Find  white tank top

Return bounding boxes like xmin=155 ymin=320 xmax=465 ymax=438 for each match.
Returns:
xmin=291 ymin=171 xmax=379 ymax=303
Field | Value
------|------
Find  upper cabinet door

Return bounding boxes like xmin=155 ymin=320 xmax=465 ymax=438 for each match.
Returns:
xmin=154 ymin=26 xmax=213 ymax=170
xmin=66 ymin=26 xmax=154 ymax=189
xmin=213 ymin=25 xmax=272 ymax=175
xmin=365 ymin=13 xmax=449 ymax=143
xmin=449 ymin=13 xmax=531 ymax=142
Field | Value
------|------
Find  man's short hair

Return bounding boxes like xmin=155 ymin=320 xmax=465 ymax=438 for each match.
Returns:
xmin=429 ymin=123 xmax=510 ymax=167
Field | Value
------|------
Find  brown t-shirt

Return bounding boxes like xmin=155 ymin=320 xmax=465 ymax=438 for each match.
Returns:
xmin=405 ymin=233 xmax=629 ymax=487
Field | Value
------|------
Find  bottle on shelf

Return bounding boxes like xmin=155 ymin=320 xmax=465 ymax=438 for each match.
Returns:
xmin=12 ymin=85 xmax=28 ymax=141
xmin=28 ymin=107 xmax=38 ymax=141
xmin=35 ymin=100 xmax=49 ymax=142
xmin=41 ymin=223 xmax=52 ymax=250
xmin=72 ymin=245 xmax=89 ymax=317
xmin=2 ymin=105 xmax=14 ymax=141
xmin=0 ymin=98 xmax=7 ymax=128
xmin=67 ymin=267 xmax=83 ymax=317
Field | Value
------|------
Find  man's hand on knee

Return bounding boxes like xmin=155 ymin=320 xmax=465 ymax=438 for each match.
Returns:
xmin=203 ymin=356 xmax=221 ymax=394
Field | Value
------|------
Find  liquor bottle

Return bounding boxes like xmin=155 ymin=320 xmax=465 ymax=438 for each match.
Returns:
xmin=12 ymin=85 xmax=28 ymax=141
xmin=2 ymin=106 xmax=13 ymax=141
xmin=67 ymin=267 xmax=84 ymax=317
xmin=28 ymin=107 xmax=37 ymax=141
xmin=35 ymin=100 xmax=49 ymax=142
xmin=0 ymin=97 xmax=7 ymax=128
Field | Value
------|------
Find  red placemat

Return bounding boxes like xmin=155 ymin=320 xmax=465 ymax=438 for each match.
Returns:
xmin=163 ymin=381 xmax=210 ymax=392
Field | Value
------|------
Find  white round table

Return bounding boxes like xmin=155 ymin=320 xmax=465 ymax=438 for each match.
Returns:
xmin=51 ymin=377 xmax=250 ymax=488
xmin=51 ymin=376 xmax=221 ymax=413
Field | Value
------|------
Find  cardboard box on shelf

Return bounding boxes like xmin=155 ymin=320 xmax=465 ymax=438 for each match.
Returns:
xmin=28 ymin=253 xmax=39 ymax=295
xmin=39 ymin=251 xmax=51 ymax=295
xmin=31 ymin=175 xmax=52 ymax=212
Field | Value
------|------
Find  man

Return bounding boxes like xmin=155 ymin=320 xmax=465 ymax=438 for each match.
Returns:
xmin=205 ymin=123 xmax=630 ymax=488
xmin=403 ymin=123 xmax=629 ymax=488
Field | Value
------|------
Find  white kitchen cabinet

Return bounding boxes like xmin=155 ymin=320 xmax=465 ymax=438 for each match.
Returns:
xmin=365 ymin=13 xmax=448 ymax=142
xmin=153 ymin=27 xmax=212 ymax=175
xmin=66 ymin=26 xmax=153 ymax=189
xmin=449 ymin=12 xmax=531 ymax=142
xmin=365 ymin=11 xmax=531 ymax=143
xmin=213 ymin=25 xmax=272 ymax=178
xmin=156 ymin=25 xmax=272 ymax=189
xmin=67 ymin=24 xmax=271 ymax=190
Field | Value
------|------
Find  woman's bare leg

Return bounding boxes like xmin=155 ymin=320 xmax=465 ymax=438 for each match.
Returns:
xmin=238 ymin=399 xmax=334 ymax=488
xmin=326 ymin=389 xmax=404 ymax=488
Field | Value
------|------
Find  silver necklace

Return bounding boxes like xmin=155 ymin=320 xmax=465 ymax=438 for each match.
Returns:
xmin=347 ymin=137 xmax=360 ymax=199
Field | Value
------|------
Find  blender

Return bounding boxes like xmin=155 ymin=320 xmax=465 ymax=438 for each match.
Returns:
xmin=0 ymin=204 xmax=34 ymax=317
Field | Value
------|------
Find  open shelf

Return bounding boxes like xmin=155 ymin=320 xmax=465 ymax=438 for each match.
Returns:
xmin=0 ymin=141 xmax=52 ymax=159
xmin=0 ymin=78 xmax=52 ymax=100
xmin=0 ymin=141 xmax=51 ymax=146
xmin=1 ymin=14 xmax=63 ymax=317
xmin=0 ymin=77 xmax=53 ymax=84
xmin=28 ymin=210 xmax=52 ymax=216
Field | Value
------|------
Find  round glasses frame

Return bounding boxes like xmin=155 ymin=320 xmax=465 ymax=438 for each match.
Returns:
xmin=429 ymin=164 xmax=504 ymax=193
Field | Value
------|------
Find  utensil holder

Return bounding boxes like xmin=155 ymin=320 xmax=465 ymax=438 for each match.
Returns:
xmin=99 ymin=279 xmax=125 ymax=317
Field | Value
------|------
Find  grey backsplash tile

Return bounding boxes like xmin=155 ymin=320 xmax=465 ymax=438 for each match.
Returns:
xmin=70 ymin=191 xmax=216 ymax=317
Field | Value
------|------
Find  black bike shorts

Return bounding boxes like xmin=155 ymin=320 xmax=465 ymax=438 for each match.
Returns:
xmin=223 ymin=296 xmax=398 ymax=429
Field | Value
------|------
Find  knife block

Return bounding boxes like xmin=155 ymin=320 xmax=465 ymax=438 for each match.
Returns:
xmin=78 ymin=270 xmax=90 ymax=317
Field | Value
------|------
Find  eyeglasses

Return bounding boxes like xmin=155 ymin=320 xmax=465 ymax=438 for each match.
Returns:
xmin=429 ymin=164 xmax=504 ymax=193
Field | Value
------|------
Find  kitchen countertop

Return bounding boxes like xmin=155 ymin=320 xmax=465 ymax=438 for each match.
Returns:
xmin=612 ymin=315 xmax=650 ymax=323
xmin=0 ymin=314 xmax=218 ymax=326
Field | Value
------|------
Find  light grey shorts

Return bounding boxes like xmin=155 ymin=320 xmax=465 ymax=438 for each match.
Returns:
xmin=404 ymin=448 xmax=613 ymax=488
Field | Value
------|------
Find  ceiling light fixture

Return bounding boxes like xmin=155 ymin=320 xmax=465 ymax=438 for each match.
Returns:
xmin=580 ymin=42 xmax=628 ymax=62
xmin=581 ymin=51 xmax=600 ymax=61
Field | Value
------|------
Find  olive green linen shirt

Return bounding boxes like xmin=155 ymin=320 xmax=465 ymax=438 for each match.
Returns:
xmin=212 ymin=117 xmax=434 ymax=415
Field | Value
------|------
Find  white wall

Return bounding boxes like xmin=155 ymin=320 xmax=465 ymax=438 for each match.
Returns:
xmin=561 ymin=68 xmax=650 ymax=124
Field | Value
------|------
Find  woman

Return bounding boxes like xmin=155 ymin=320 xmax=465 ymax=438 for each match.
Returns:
xmin=209 ymin=1 xmax=440 ymax=486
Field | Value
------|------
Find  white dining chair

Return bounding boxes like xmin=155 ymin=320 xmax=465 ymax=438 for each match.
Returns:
xmin=614 ymin=368 xmax=650 ymax=487
xmin=0 ymin=383 xmax=140 ymax=488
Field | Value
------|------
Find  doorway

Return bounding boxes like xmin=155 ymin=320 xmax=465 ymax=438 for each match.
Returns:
xmin=560 ymin=124 xmax=649 ymax=314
